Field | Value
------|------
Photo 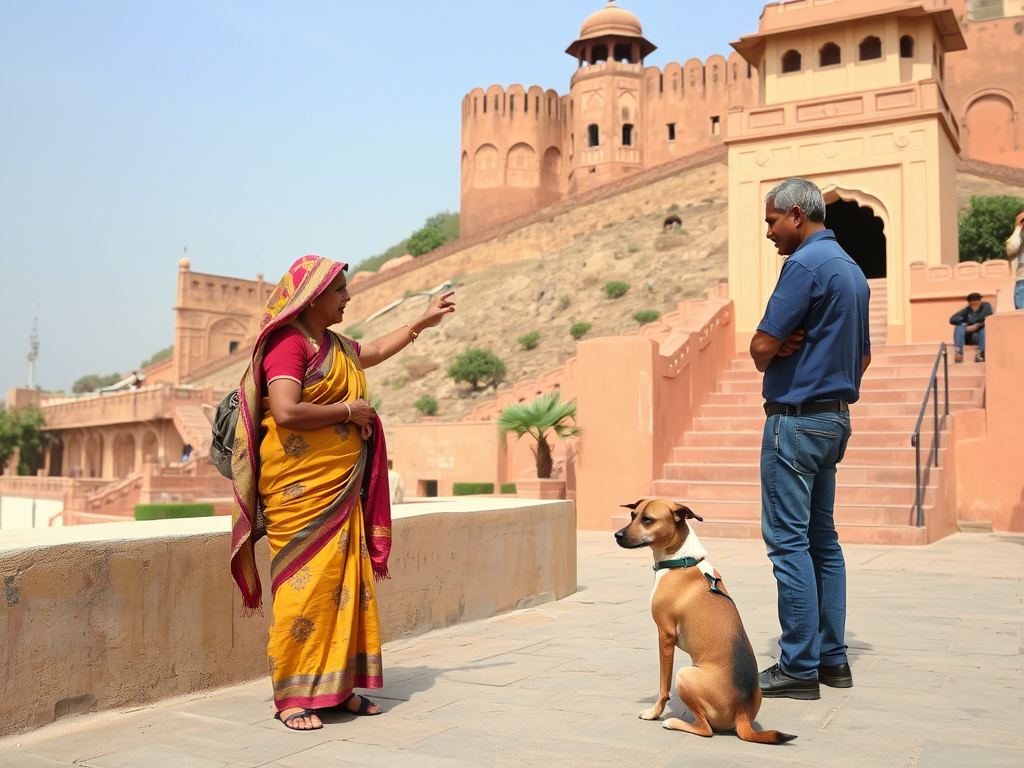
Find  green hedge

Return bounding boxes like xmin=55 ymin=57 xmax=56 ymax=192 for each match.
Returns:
xmin=452 ymin=482 xmax=495 ymax=496
xmin=500 ymin=483 xmax=517 ymax=494
xmin=135 ymin=503 xmax=215 ymax=521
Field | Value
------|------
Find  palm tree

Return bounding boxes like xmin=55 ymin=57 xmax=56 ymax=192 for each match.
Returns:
xmin=498 ymin=391 xmax=582 ymax=479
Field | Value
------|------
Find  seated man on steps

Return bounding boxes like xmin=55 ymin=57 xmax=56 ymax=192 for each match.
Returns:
xmin=949 ymin=292 xmax=992 ymax=363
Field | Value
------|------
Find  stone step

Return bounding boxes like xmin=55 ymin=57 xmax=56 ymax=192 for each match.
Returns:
xmin=661 ymin=462 xmax=936 ymax=485
xmin=651 ymin=479 xmax=934 ymax=506
xmin=680 ymin=430 xmax=937 ymax=448
xmin=720 ymin=362 xmax=983 ymax=382
xmin=691 ymin=415 xmax=933 ymax=432
xmin=609 ymin=514 xmax=931 ymax=545
xmin=719 ymin=375 xmax=983 ymax=393
xmin=697 ymin=401 xmax=973 ymax=418
xmin=704 ymin=389 xmax=978 ymax=405
xmin=670 ymin=445 xmax=945 ymax=466
xmin=729 ymin=353 xmax=963 ymax=370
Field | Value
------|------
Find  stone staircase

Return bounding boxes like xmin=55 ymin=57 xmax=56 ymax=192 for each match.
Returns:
xmin=172 ymin=405 xmax=213 ymax=457
xmin=638 ymin=344 xmax=984 ymax=545
xmin=609 ymin=279 xmax=984 ymax=544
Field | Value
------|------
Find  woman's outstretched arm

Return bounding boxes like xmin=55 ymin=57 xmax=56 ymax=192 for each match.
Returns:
xmin=358 ymin=291 xmax=456 ymax=368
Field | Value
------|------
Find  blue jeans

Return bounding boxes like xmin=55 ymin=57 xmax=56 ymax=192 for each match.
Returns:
xmin=761 ymin=411 xmax=852 ymax=679
xmin=953 ymin=324 xmax=985 ymax=353
xmin=1015 ymin=280 xmax=1024 ymax=310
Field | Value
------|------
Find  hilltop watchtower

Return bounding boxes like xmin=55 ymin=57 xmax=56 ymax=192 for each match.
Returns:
xmin=564 ymin=1 xmax=656 ymax=195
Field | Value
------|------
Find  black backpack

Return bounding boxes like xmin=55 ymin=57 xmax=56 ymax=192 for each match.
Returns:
xmin=210 ymin=389 xmax=240 ymax=479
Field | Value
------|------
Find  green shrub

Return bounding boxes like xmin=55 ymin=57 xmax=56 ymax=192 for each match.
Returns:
xmin=633 ymin=310 xmax=661 ymax=325
xmin=559 ymin=296 xmax=571 ymax=310
xmin=135 ymin=503 xmax=215 ymax=521
xmin=407 ymin=225 xmax=447 ymax=257
xmin=448 ymin=348 xmax=506 ymax=390
xmin=959 ymin=195 xmax=1024 ymax=262
xmin=570 ymin=322 xmax=592 ymax=340
xmin=346 ymin=327 xmax=363 ymax=340
xmin=453 ymin=482 xmax=495 ymax=496
xmin=500 ymin=483 xmax=517 ymax=494
xmin=603 ymin=281 xmax=630 ymax=299
xmin=627 ymin=245 xmax=639 ymax=253
xmin=518 ymin=331 xmax=540 ymax=350
xmin=414 ymin=395 xmax=438 ymax=416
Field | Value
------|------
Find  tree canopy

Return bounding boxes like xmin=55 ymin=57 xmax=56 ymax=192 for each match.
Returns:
xmin=351 ymin=211 xmax=460 ymax=273
xmin=959 ymin=195 xmax=1024 ymax=263
xmin=141 ymin=345 xmax=173 ymax=368
xmin=0 ymin=405 xmax=54 ymax=475
xmin=498 ymin=392 xmax=582 ymax=479
xmin=72 ymin=372 xmax=123 ymax=394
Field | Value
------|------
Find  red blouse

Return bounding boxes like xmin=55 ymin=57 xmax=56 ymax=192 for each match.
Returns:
xmin=261 ymin=326 xmax=361 ymax=385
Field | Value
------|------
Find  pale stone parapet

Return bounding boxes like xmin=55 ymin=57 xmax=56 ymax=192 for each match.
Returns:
xmin=907 ymin=258 xmax=1014 ymax=343
xmin=0 ymin=499 xmax=576 ymax=738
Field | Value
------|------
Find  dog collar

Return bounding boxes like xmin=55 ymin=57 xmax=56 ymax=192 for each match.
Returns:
xmin=653 ymin=556 xmax=704 ymax=571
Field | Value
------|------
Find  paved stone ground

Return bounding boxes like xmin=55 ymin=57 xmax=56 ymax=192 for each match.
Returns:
xmin=2 ymin=531 xmax=1022 ymax=768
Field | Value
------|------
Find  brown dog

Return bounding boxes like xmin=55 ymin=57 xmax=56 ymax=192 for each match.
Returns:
xmin=614 ymin=498 xmax=795 ymax=744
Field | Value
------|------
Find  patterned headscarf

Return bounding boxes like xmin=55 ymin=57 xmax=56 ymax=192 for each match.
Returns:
xmin=229 ymin=255 xmax=389 ymax=613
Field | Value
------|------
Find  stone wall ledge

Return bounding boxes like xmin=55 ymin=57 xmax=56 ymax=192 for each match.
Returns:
xmin=0 ymin=498 xmax=576 ymax=738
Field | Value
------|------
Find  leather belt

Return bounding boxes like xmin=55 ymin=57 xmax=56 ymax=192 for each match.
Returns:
xmin=763 ymin=400 xmax=849 ymax=417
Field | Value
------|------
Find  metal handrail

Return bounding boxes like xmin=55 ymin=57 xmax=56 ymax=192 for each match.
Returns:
xmin=910 ymin=343 xmax=949 ymax=527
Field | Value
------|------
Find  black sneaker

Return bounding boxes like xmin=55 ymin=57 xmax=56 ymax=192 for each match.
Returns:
xmin=759 ymin=663 xmax=820 ymax=700
xmin=975 ymin=351 xmax=984 ymax=363
xmin=819 ymin=662 xmax=853 ymax=688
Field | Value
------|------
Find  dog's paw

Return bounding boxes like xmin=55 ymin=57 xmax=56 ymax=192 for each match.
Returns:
xmin=638 ymin=707 xmax=662 ymax=721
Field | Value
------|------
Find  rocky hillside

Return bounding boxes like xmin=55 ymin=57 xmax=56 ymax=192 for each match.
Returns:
xmin=192 ymin=164 xmax=1024 ymax=429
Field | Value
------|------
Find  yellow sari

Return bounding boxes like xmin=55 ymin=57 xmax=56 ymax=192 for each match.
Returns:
xmin=260 ymin=333 xmax=382 ymax=709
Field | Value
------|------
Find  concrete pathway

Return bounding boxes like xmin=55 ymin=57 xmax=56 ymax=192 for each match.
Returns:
xmin=2 ymin=531 xmax=1022 ymax=768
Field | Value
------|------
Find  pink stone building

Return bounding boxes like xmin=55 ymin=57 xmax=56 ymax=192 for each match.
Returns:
xmin=460 ymin=0 xmax=1024 ymax=237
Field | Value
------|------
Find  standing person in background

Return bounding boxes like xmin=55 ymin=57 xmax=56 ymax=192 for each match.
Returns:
xmin=749 ymin=178 xmax=871 ymax=701
xmin=1006 ymin=209 xmax=1024 ymax=310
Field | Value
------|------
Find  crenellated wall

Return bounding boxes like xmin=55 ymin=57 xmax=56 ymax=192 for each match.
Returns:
xmin=642 ymin=53 xmax=760 ymax=166
xmin=461 ymin=84 xmax=567 ymax=235
xmin=460 ymin=53 xmax=759 ymax=237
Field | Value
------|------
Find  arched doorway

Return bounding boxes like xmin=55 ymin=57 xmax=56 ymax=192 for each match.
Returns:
xmin=824 ymin=198 xmax=886 ymax=279
xmin=142 ymin=431 xmax=160 ymax=465
xmin=113 ymin=433 xmax=136 ymax=478
xmin=48 ymin=441 xmax=63 ymax=477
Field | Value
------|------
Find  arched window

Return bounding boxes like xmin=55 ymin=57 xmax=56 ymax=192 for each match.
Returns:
xmin=859 ymin=36 xmax=882 ymax=61
xmin=614 ymin=43 xmax=632 ymax=63
xmin=820 ymin=43 xmax=841 ymax=67
xmin=781 ymin=49 xmax=802 ymax=73
xmin=588 ymin=124 xmax=600 ymax=147
xmin=900 ymin=35 xmax=914 ymax=58
xmin=592 ymin=44 xmax=608 ymax=64
xmin=622 ymin=123 xmax=634 ymax=146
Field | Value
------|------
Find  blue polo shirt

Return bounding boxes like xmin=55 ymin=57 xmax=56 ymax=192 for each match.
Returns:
xmin=757 ymin=229 xmax=871 ymax=404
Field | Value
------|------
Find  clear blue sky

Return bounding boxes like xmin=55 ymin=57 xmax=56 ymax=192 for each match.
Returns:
xmin=0 ymin=0 xmax=768 ymax=395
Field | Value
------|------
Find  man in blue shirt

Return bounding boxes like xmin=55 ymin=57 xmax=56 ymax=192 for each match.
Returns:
xmin=749 ymin=178 xmax=871 ymax=700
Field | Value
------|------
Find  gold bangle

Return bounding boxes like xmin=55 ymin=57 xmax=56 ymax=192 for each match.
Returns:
xmin=406 ymin=324 xmax=419 ymax=342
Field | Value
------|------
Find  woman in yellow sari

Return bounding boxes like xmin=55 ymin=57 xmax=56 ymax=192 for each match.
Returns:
xmin=230 ymin=255 xmax=454 ymax=731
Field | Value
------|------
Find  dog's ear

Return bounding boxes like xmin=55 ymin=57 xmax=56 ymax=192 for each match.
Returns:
xmin=672 ymin=502 xmax=704 ymax=523
xmin=620 ymin=499 xmax=646 ymax=510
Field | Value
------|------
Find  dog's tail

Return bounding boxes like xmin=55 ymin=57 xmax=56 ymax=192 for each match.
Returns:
xmin=735 ymin=711 xmax=797 ymax=744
